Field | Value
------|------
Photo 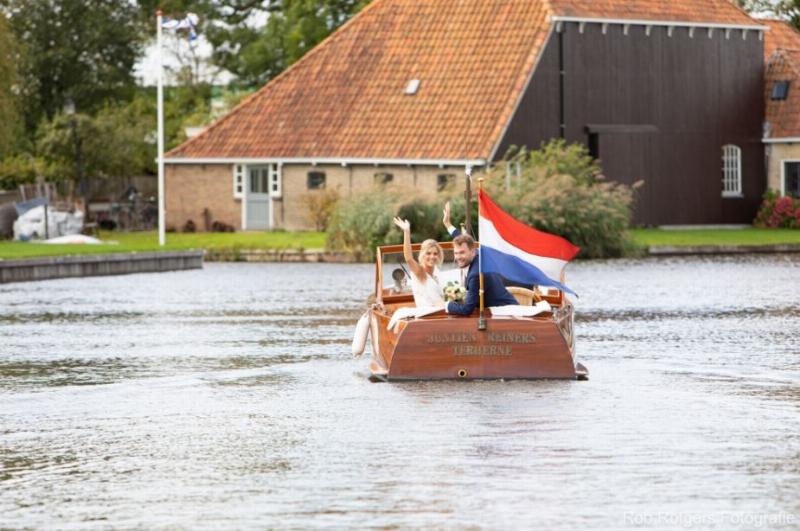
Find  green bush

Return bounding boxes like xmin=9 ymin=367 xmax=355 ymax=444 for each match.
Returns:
xmin=301 ymin=188 xmax=340 ymax=231
xmin=440 ymin=195 xmax=478 ymax=237
xmin=327 ymin=139 xmax=637 ymax=260
xmin=396 ymin=198 xmax=447 ymax=241
xmin=0 ymin=154 xmax=63 ymax=191
xmin=487 ymin=140 xmax=640 ymax=258
xmin=327 ymin=191 xmax=480 ymax=261
xmin=394 ymin=195 xmax=478 ymax=240
xmin=326 ymin=192 xmax=396 ymax=261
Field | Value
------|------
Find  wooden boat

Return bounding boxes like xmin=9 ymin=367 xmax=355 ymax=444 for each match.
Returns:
xmin=361 ymin=242 xmax=588 ymax=381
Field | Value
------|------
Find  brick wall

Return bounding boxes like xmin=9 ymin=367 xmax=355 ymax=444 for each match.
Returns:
xmin=167 ymin=162 xmax=471 ymax=231
xmin=278 ymin=164 xmax=467 ymax=230
xmin=165 ymin=164 xmax=241 ymax=231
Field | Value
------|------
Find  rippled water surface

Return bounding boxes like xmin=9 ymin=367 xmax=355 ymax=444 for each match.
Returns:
xmin=1 ymin=256 xmax=799 ymax=529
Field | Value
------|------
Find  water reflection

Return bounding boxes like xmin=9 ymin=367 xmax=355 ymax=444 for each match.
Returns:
xmin=0 ymin=257 xmax=799 ymax=528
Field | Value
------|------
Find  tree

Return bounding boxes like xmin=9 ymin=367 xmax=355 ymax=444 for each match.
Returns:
xmin=0 ymin=14 xmax=22 ymax=158
xmin=205 ymin=0 xmax=370 ymax=87
xmin=2 ymin=0 xmax=145 ymax=132
xmin=0 ymin=154 xmax=60 ymax=191
xmin=735 ymin=0 xmax=800 ymax=29
xmin=487 ymin=140 xmax=641 ymax=258
xmin=36 ymin=101 xmax=156 ymax=190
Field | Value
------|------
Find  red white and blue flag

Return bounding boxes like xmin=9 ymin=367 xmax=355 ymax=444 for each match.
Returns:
xmin=479 ymin=190 xmax=580 ymax=296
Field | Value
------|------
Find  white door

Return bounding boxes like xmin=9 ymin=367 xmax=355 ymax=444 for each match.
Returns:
xmin=246 ymin=166 xmax=271 ymax=230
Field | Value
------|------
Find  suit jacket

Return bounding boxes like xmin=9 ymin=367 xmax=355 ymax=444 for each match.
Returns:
xmin=446 ymin=255 xmax=518 ymax=315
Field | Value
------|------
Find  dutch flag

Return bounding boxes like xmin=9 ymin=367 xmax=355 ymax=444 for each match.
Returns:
xmin=479 ymin=190 xmax=580 ymax=296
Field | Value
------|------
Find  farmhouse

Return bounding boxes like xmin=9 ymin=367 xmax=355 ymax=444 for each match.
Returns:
xmin=165 ymin=0 xmax=769 ymax=230
xmin=763 ymin=19 xmax=800 ymax=198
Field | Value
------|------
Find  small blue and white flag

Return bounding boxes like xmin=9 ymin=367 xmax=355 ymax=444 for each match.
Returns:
xmin=162 ymin=13 xmax=199 ymax=40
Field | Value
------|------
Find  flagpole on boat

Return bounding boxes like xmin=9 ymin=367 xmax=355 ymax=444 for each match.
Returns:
xmin=477 ymin=176 xmax=486 ymax=331
xmin=156 ymin=10 xmax=166 ymax=247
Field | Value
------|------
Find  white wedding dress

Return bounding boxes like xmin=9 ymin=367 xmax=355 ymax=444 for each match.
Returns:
xmin=387 ymin=268 xmax=445 ymax=330
xmin=409 ymin=267 xmax=445 ymax=308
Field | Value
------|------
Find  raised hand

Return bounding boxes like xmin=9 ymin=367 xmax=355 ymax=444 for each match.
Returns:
xmin=393 ymin=217 xmax=411 ymax=232
xmin=442 ymin=201 xmax=451 ymax=227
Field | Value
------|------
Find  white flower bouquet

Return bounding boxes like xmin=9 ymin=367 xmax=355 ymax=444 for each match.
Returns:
xmin=443 ymin=280 xmax=466 ymax=303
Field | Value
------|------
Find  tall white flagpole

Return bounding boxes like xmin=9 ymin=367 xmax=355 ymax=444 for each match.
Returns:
xmin=156 ymin=10 xmax=166 ymax=246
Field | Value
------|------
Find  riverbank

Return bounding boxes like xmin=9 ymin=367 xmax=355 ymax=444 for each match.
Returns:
xmin=0 ymin=250 xmax=203 ymax=283
xmin=2 ymin=228 xmax=800 ymax=262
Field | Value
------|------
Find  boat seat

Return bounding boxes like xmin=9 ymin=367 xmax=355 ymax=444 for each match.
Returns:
xmin=507 ymin=286 xmax=540 ymax=306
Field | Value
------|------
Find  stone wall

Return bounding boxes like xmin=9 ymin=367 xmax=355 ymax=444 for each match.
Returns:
xmin=0 ymin=251 xmax=203 ymax=283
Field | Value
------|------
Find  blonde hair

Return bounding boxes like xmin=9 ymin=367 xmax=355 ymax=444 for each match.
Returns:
xmin=418 ymin=239 xmax=444 ymax=265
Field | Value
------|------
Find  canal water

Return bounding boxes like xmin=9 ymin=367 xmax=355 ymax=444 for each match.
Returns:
xmin=1 ymin=256 xmax=799 ymax=529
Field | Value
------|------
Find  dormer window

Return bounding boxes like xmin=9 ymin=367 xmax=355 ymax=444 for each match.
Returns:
xmin=771 ymin=80 xmax=790 ymax=101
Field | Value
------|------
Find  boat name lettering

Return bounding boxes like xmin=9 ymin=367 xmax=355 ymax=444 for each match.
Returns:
xmin=426 ymin=332 xmax=535 ymax=344
xmin=453 ymin=345 xmax=513 ymax=356
xmin=427 ymin=333 xmax=478 ymax=343
xmin=487 ymin=332 xmax=536 ymax=344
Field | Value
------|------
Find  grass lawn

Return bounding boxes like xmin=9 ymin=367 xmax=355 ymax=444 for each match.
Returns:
xmin=3 ymin=228 xmax=799 ymax=261
xmin=630 ymin=228 xmax=800 ymax=247
xmin=0 ymin=231 xmax=326 ymax=260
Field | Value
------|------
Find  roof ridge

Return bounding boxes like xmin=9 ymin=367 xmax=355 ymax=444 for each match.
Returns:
xmin=167 ymin=0 xmax=389 ymax=157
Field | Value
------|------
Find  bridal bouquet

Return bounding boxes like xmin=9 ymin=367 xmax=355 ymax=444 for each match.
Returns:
xmin=443 ymin=280 xmax=466 ymax=303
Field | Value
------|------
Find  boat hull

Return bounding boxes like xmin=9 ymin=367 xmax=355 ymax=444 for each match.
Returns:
xmin=369 ymin=309 xmax=578 ymax=380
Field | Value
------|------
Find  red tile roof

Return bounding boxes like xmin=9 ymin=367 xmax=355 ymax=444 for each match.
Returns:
xmin=169 ymin=0 xmax=768 ymax=161
xmin=762 ymin=18 xmax=800 ymax=59
xmin=765 ymin=49 xmax=800 ymax=139
xmin=548 ymin=0 xmax=757 ymax=26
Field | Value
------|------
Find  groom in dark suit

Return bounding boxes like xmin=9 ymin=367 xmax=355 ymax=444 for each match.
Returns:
xmin=446 ymin=234 xmax=518 ymax=315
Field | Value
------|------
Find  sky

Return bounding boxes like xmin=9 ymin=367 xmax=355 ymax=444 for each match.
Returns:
xmin=134 ymin=35 xmax=234 ymax=87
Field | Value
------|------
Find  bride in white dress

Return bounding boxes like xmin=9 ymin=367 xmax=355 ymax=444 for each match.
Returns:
xmin=392 ymin=217 xmax=445 ymax=309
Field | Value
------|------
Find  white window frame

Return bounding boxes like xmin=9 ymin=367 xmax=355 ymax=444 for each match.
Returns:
xmin=781 ymin=159 xmax=800 ymax=197
xmin=269 ymin=163 xmax=282 ymax=198
xmin=721 ymin=144 xmax=743 ymax=197
xmin=233 ymin=164 xmax=245 ymax=199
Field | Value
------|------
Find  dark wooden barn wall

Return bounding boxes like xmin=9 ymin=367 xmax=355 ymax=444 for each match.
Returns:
xmin=495 ymin=23 xmax=765 ymax=225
